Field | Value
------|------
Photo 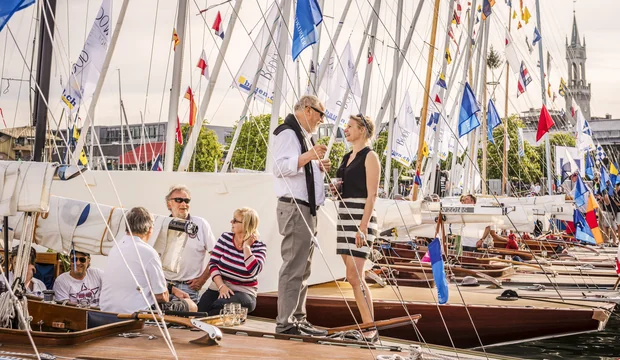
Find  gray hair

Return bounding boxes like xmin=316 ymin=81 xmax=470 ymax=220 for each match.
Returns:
xmin=165 ymin=184 xmax=191 ymax=201
xmin=294 ymin=95 xmax=322 ymax=112
xmin=125 ymin=207 xmax=154 ymax=235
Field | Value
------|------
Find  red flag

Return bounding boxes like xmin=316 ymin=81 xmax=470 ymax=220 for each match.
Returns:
xmin=536 ymin=104 xmax=554 ymax=142
xmin=184 ymin=87 xmax=197 ymax=126
xmin=176 ymin=116 xmax=183 ymax=145
xmin=0 ymin=108 xmax=6 ymax=128
xmin=197 ymin=49 xmax=209 ymax=78
xmin=367 ymin=49 xmax=373 ymax=64
xmin=172 ymin=28 xmax=180 ymax=51
xmin=212 ymin=11 xmax=225 ymax=39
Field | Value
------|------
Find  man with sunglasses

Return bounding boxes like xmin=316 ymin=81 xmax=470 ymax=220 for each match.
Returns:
xmin=163 ymin=185 xmax=216 ymax=303
xmin=272 ymin=95 xmax=331 ymax=336
xmin=53 ymin=249 xmax=103 ymax=307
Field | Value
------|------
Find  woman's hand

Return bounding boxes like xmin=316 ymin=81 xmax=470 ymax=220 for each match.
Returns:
xmin=244 ymin=234 xmax=258 ymax=247
xmin=218 ymin=284 xmax=234 ymax=299
xmin=356 ymin=224 xmax=368 ymax=248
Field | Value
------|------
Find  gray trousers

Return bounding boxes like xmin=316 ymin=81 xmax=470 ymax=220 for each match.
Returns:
xmin=275 ymin=201 xmax=316 ymax=333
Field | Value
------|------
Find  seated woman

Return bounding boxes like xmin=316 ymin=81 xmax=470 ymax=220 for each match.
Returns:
xmin=9 ymin=246 xmax=46 ymax=297
xmin=198 ymin=207 xmax=266 ymax=314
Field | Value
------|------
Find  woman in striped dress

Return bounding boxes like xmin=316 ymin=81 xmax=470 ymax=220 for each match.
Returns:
xmin=334 ymin=114 xmax=381 ymax=342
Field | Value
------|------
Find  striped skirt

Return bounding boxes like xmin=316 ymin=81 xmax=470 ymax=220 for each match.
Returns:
xmin=336 ymin=198 xmax=378 ymax=259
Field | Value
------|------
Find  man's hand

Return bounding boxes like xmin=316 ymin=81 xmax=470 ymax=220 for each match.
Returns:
xmin=319 ymin=159 xmax=331 ymax=173
xmin=171 ymin=287 xmax=191 ymax=299
xmin=186 ymin=277 xmax=207 ymax=291
xmin=305 ymin=144 xmax=327 ymax=161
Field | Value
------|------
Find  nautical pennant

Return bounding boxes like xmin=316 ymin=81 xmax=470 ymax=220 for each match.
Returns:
xmin=585 ymin=151 xmax=595 ymax=180
xmin=184 ymin=87 xmax=198 ymax=126
xmin=458 ymin=82 xmax=480 ymax=138
xmin=532 ymin=27 xmax=542 ymax=46
xmin=172 ymin=28 xmax=180 ymax=51
xmin=445 ymin=48 xmax=452 ymax=64
xmin=517 ymin=128 xmax=525 ymax=158
xmin=212 ymin=11 xmax=225 ymax=39
xmin=367 ymin=48 xmax=374 ymax=64
xmin=437 ymin=73 xmax=447 ymax=89
xmin=292 ymin=0 xmax=323 ymax=61
xmin=176 ymin=116 xmax=183 ymax=145
xmin=487 ymin=99 xmax=502 ymax=143
xmin=196 ymin=50 xmax=209 ymax=79
xmin=151 ymin=154 xmax=163 ymax=171
xmin=535 ymin=105 xmax=554 ymax=142
xmin=522 ymin=6 xmax=531 ymax=24
xmin=559 ymin=77 xmax=568 ymax=97
xmin=517 ymin=61 xmax=532 ymax=96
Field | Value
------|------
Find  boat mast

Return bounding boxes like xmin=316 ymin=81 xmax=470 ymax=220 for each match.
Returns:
xmin=426 ymin=0 xmax=455 ymax=197
xmin=358 ymin=0 xmax=381 ymax=114
xmin=177 ymin=0 xmax=243 ymax=172
xmin=502 ymin=5 xmax=513 ymax=195
xmin=119 ymin=69 xmax=124 ymax=170
xmin=33 ymin=0 xmax=57 ymax=162
xmin=71 ymin=0 xmax=130 ymax=166
xmin=308 ymin=0 xmax=325 ymax=93
xmin=480 ymin=20 xmax=491 ymax=194
xmin=164 ymin=0 xmax=188 ymax=171
xmin=315 ymin=0 xmax=353 ymax=91
xmin=384 ymin=0 xmax=402 ymax=197
xmin=411 ymin=0 xmax=441 ymax=201
xmin=535 ymin=0 xmax=553 ymax=195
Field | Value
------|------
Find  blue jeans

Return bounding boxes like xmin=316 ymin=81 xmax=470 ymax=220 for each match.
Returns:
xmin=197 ymin=289 xmax=256 ymax=315
xmin=168 ymin=280 xmax=200 ymax=303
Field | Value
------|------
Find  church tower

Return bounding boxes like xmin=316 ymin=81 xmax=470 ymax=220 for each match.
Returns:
xmin=565 ymin=11 xmax=591 ymax=120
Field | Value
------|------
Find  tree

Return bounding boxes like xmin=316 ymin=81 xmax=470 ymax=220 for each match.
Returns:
xmin=374 ymin=130 xmax=413 ymax=183
xmin=317 ymin=137 xmax=346 ymax=178
xmin=225 ymin=114 xmax=282 ymax=172
xmin=483 ymin=114 xmax=542 ymax=185
xmin=173 ymin=124 xmax=223 ymax=172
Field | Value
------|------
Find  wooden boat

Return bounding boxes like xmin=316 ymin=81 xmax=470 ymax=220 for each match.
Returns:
xmin=253 ymin=281 xmax=615 ymax=348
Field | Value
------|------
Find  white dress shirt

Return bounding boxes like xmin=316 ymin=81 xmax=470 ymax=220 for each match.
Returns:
xmin=272 ymin=129 xmax=325 ymax=206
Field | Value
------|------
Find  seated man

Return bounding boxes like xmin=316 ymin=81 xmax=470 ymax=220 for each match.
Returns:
xmin=100 ymin=206 xmax=197 ymax=314
xmin=8 ymin=246 xmax=46 ymax=297
xmin=53 ymin=250 xmax=103 ymax=307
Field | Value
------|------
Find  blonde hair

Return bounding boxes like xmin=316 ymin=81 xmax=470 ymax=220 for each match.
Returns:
xmin=235 ymin=207 xmax=260 ymax=241
xmin=349 ymin=114 xmax=375 ymax=139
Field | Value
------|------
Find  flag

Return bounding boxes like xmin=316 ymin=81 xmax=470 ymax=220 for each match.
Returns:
xmin=560 ymin=148 xmax=578 ymax=183
xmin=596 ymin=144 xmax=606 ymax=162
xmin=292 ymin=0 xmax=323 ymax=61
xmin=532 ymin=27 xmax=542 ymax=46
xmin=415 ymin=170 xmax=422 ymax=186
xmin=571 ymin=98 xmax=579 ymax=117
xmin=487 ymin=99 xmax=501 ymax=143
xmin=391 ymin=91 xmax=419 ymax=166
xmin=367 ymin=48 xmax=373 ymax=64
xmin=445 ymin=48 xmax=452 ymax=64
xmin=458 ymin=82 xmax=480 ymax=137
xmin=559 ymin=77 xmax=568 ymax=97
xmin=573 ymin=209 xmax=595 ymax=244
xmin=427 ymin=112 xmax=440 ymax=131
xmin=517 ymin=128 xmax=525 ymax=157
xmin=512 ymin=10 xmax=517 ymax=19
xmin=517 ymin=21 xmax=522 ymax=30
xmin=184 ymin=87 xmax=197 ymax=126
xmin=505 ymin=30 xmax=521 ymax=73
xmin=196 ymin=49 xmax=209 ymax=78
xmin=610 ymin=163 xmax=619 ymax=191
xmin=453 ymin=0 xmax=462 ymax=25
xmin=0 ymin=0 xmax=34 ymax=32
xmin=547 ymin=82 xmax=551 ymax=98
xmin=428 ymin=238 xmax=449 ymax=304
xmin=525 ymin=36 xmax=534 ymax=54
xmin=72 ymin=126 xmax=88 ymax=166
xmin=576 ymin=108 xmax=594 ymax=154
xmin=585 ymin=152 xmax=594 ymax=180
xmin=547 ymin=51 xmax=553 ymax=79
xmin=574 ymin=176 xmax=589 ymax=208
xmin=517 ymin=61 xmax=532 ymax=96
xmin=61 ymin=0 xmax=112 ymax=114
xmin=175 ymin=116 xmax=183 ymax=145
xmin=422 ymin=142 xmax=430 ymax=158
xmin=536 ymin=105 xmax=554 ymax=142
xmin=212 ymin=11 xmax=225 ymax=39
xmin=151 ymin=154 xmax=163 ymax=171
xmin=172 ymin=28 xmax=180 ymax=50
xmin=481 ymin=0 xmax=495 ymax=20
xmin=522 ymin=6 xmax=531 ymax=24
xmin=437 ymin=73 xmax=447 ymax=89
xmin=585 ymin=193 xmax=604 ymax=244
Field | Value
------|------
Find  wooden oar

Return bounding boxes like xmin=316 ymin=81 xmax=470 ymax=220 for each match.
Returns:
xmin=117 ymin=313 xmax=223 ymax=345
xmin=325 ymin=315 xmax=421 ymax=335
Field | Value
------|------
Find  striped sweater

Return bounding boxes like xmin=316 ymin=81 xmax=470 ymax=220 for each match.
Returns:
xmin=208 ymin=232 xmax=267 ymax=296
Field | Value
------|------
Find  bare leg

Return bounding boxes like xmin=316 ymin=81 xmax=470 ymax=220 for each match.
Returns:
xmin=341 ymin=255 xmax=375 ymax=334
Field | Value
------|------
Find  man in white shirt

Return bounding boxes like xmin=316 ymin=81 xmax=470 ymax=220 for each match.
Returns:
xmin=8 ymin=247 xmax=46 ymax=297
xmin=53 ymin=250 xmax=103 ymax=307
xmin=100 ymin=207 xmax=197 ymax=314
xmin=272 ymin=95 xmax=331 ymax=336
xmin=163 ymin=185 xmax=216 ymax=303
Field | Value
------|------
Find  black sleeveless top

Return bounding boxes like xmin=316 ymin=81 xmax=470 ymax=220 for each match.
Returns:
xmin=336 ymin=147 xmax=371 ymax=199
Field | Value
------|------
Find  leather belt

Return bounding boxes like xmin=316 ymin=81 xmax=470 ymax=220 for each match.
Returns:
xmin=279 ymin=197 xmax=319 ymax=211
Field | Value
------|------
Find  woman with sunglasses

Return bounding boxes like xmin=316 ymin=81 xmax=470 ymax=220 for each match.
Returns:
xmin=332 ymin=114 xmax=381 ymax=343
xmin=197 ymin=207 xmax=267 ymax=314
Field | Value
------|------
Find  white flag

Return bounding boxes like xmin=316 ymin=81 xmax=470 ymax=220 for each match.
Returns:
xmin=575 ymin=108 xmax=595 ymax=154
xmin=324 ymin=41 xmax=361 ymax=129
xmin=517 ymin=128 xmax=525 ymax=157
xmin=504 ymin=29 xmax=520 ymax=74
xmin=387 ymin=91 xmax=419 ymax=167
xmin=61 ymin=0 xmax=112 ymax=114
xmin=233 ymin=4 xmax=289 ymax=105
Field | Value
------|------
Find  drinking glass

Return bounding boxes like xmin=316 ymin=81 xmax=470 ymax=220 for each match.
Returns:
xmin=219 ymin=308 xmax=234 ymax=326
xmin=330 ymin=178 xmax=342 ymax=199
xmin=238 ymin=308 xmax=248 ymax=323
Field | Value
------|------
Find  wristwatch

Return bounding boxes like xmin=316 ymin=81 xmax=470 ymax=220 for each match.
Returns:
xmin=167 ymin=282 xmax=174 ymax=294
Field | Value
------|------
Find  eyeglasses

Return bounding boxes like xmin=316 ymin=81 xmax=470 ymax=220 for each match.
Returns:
xmin=71 ymin=256 xmax=88 ymax=264
xmin=231 ymin=218 xmax=243 ymax=224
xmin=171 ymin=198 xmax=191 ymax=204
xmin=309 ymin=106 xmax=325 ymax=119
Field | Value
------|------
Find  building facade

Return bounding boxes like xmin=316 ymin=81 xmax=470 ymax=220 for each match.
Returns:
xmin=565 ymin=12 xmax=591 ymax=121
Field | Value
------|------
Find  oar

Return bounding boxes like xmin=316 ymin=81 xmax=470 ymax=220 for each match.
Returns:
xmin=325 ymin=315 xmax=421 ymax=335
xmin=117 ymin=312 xmax=222 ymax=345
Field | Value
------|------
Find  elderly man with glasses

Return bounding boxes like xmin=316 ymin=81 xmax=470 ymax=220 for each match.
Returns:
xmin=53 ymin=249 xmax=103 ymax=307
xmin=163 ymin=184 xmax=216 ymax=303
xmin=272 ymin=95 xmax=331 ymax=336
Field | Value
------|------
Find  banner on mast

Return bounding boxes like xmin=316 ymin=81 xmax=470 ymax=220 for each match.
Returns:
xmin=323 ymin=41 xmax=361 ymax=129
xmin=387 ymin=91 xmax=419 ymax=167
xmin=554 ymin=146 xmax=584 ymax=179
xmin=61 ymin=0 xmax=112 ymax=114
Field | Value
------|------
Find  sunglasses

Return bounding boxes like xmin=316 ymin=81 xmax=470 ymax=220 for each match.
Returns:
xmin=171 ymin=197 xmax=191 ymax=204
xmin=309 ymin=106 xmax=325 ymax=119
xmin=71 ymin=256 xmax=88 ymax=264
xmin=231 ymin=218 xmax=243 ymax=224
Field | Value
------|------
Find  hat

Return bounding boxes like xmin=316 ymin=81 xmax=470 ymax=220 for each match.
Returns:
xmin=69 ymin=249 xmax=90 ymax=257
xmin=460 ymin=276 xmax=479 ymax=287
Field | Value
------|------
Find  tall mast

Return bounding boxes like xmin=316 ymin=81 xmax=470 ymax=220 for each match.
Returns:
xmin=535 ymin=0 xmax=552 ymax=195
xmin=308 ymin=0 xmax=325 ymax=93
xmin=177 ymin=0 xmax=244 ymax=172
xmin=265 ymin=0 xmax=292 ymax=173
xmin=502 ymin=4 xmax=513 ymax=195
xmin=164 ymin=0 xmax=188 ymax=171
xmin=71 ymin=0 xmax=130 ymax=165
xmin=480 ymin=20 xmax=491 ymax=195
xmin=315 ymin=0 xmax=353 ymax=91
xmin=383 ymin=0 xmax=402 ymax=197
xmin=33 ymin=0 xmax=57 ymax=162
xmin=411 ymin=0 xmax=442 ymax=201
xmin=118 ymin=69 xmax=124 ymax=170
xmin=359 ymin=1 xmax=381 ymax=114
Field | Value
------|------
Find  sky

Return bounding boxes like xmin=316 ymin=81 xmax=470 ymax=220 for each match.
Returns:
xmin=0 ymin=0 xmax=618 ymax=134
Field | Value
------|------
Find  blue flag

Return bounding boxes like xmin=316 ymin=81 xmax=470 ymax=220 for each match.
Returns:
xmin=292 ymin=0 xmax=323 ymax=61
xmin=532 ymin=27 xmax=542 ymax=46
xmin=487 ymin=99 xmax=502 ymax=143
xmin=600 ymin=166 xmax=610 ymax=195
xmin=0 ymin=0 xmax=34 ymax=32
xmin=151 ymin=154 xmax=163 ymax=171
xmin=573 ymin=209 xmax=595 ymax=245
xmin=414 ymin=170 xmax=422 ymax=186
xmin=458 ymin=82 xmax=480 ymax=137
xmin=585 ymin=152 xmax=594 ymax=180
xmin=428 ymin=238 xmax=449 ymax=304
xmin=573 ymin=176 xmax=588 ymax=208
